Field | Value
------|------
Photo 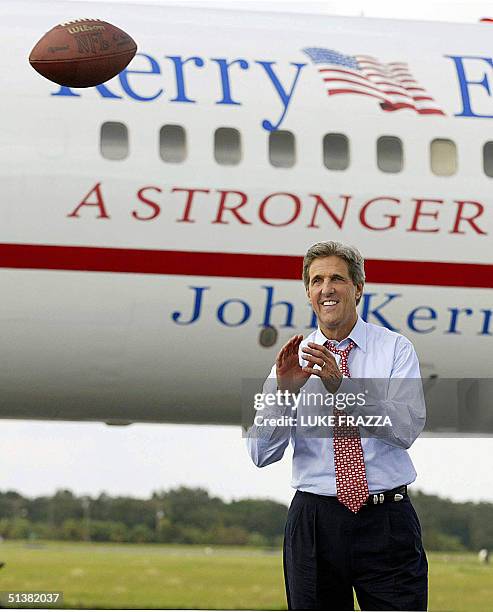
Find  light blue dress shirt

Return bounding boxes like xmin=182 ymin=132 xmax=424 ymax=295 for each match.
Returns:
xmin=246 ymin=316 xmax=426 ymax=495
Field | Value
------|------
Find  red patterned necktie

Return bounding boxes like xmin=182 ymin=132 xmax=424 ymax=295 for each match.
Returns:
xmin=325 ymin=339 xmax=369 ymax=513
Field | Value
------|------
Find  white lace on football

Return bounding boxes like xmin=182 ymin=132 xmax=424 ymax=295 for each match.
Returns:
xmin=60 ymin=19 xmax=102 ymax=26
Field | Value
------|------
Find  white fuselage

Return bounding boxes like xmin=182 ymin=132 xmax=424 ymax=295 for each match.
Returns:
xmin=1 ymin=1 xmax=491 ymax=427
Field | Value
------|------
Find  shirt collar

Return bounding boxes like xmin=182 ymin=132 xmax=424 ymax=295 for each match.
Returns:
xmin=314 ymin=315 xmax=367 ymax=352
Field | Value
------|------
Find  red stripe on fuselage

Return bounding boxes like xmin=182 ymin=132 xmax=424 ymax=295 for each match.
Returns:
xmin=0 ymin=243 xmax=491 ymax=288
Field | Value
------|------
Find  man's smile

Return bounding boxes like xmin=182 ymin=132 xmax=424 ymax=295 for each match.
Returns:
xmin=320 ymin=299 xmax=339 ymax=312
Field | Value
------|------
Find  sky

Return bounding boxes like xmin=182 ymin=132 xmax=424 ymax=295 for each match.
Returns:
xmin=3 ymin=0 xmax=493 ymax=508
xmin=58 ymin=0 xmax=493 ymax=24
xmin=2 ymin=421 xmax=492 ymax=505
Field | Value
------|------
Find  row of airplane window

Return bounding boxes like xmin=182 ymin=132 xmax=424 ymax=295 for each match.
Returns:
xmin=99 ymin=121 xmax=493 ymax=177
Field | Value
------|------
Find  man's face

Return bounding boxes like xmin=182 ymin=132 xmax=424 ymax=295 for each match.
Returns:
xmin=306 ymin=256 xmax=362 ymax=336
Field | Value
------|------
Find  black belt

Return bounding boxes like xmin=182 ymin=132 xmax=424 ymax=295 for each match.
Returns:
xmin=363 ymin=485 xmax=408 ymax=506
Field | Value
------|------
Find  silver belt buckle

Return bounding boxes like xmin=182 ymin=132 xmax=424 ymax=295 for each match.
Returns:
xmin=372 ymin=494 xmax=378 ymax=505
xmin=379 ymin=493 xmax=384 ymax=504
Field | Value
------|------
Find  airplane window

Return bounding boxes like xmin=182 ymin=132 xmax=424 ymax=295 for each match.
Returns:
xmin=430 ymin=139 xmax=457 ymax=176
xmin=483 ymin=142 xmax=493 ymax=177
xmin=159 ymin=124 xmax=186 ymax=163
xmin=214 ymin=127 xmax=242 ymax=165
xmin=100 ymin=122 xmax=128 ymax=160
xmin=269 ymin=130 xmax=296 ymax=168
xmin=377 ymin=136 xmax=403 ymax=173
xmin=323 ymin=133 xmax=349 ymax=170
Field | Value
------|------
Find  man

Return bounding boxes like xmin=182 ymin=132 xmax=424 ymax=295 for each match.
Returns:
xmin=246 ymin=241 xmax=428 ymax=611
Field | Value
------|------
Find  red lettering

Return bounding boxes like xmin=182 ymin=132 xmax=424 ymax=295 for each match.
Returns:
xmin=450 ymin=201 xmax=487 ymax=235
xmin=259 ymin=192 xmax=301 ymax=227
xmin=407 ymin=198 xmax=443 ymax=233
xmin=132 ymin=186 xmax=162 ymax=221
xmin=212 ymin=190 xmax=251 ymax=225
xmin=307 ymin=194 xmax=351 ymax=229
xmin=173 ymin=188 xmax=210 ymax=223
xmin=359 ymin=197 xmax=400 ymax=230
xmin=67 ymin=182 xmax=110 ymax=219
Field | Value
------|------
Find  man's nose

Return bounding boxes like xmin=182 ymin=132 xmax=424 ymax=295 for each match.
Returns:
xmin=321 ymin=280 xmax=335 ymax=294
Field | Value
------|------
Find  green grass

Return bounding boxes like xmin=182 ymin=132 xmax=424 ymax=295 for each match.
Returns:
xmin=0 ymin=541 xmax=491 ymax=610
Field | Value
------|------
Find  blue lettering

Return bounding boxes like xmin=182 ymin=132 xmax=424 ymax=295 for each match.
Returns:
xmin=255 ymin=61 xmax=306 ymax=131
xmin=446 ymin=55 xmax=493 ymax=118
xmin=49 ymin=52 xmax=307 ymax=126
xmin=217 ymin=299 xmax=251 ymax=326
xmin=172 ymin=286 xmax=208 ymax=325
xmin=479 ymin=309 xmax=493 ymax=335
xmin=51 ymin=85 xmax=80 ymax=98
xmin=119 ymin=53 xmax=163 ymax=101
xmin=360 ymin=293 xmax=400 ymax=331
xmin=261 ymin=286 xmax=295 ymax=328
xmin=446 ymin=307 xmax=473 ymax=334
xmin=167 ymin=55 xmax=205 ymax=103
xmin=210 ymin=58 xmax=249 ymax=105
xmin=307 ymin=308 xmax=317 ymax=329
xmin=407 ymin=307 xmax=437 ymax=333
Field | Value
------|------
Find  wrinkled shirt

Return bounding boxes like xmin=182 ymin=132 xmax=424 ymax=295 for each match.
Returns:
xmin=246 ymin=316 xmax=426 ymax=495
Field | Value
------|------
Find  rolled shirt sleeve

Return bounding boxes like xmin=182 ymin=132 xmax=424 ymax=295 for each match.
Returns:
xmin=245 ymin=365 xmax=295 ymax=468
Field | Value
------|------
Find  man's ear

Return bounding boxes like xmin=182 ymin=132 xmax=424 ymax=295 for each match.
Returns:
xmin=355 ymin=283 xmax=364 ymax=301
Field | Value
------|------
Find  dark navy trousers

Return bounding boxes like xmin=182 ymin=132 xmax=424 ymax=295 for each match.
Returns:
xmin=283 ymin=490 xmax=428 ymax=611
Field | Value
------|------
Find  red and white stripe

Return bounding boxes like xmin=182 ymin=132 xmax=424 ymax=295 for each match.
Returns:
xmin=0 ymin=243 xmax=490 ymax=288
xmin=319 ymin=55 xmax=445 ymax=115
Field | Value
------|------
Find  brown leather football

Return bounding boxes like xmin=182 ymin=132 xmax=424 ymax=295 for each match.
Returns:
xmin=29 ymin=18 xmax=137 ymax=88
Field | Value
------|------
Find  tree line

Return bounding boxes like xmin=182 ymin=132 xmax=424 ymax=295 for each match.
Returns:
xmin=0 ymin=487 xmax=492 ymax=551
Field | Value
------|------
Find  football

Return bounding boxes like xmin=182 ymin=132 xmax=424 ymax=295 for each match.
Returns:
xmin=29 ymin=18 xmax=137 ymax=88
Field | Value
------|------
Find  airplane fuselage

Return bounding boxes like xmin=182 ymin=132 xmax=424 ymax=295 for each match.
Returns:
xmin=1 ymin=1 xmax=491 ymax=428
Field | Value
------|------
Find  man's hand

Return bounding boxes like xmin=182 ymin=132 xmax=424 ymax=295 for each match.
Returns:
xmin=301 ymin=342 xmax=343 ymax=394
xmin=276 ymin=335 xmax=310 ymax=394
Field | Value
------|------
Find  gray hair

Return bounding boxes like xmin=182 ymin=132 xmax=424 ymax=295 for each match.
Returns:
xmin=303 ymin=241 xmax=365 ymax=304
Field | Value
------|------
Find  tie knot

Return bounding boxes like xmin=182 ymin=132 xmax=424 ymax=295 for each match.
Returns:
xmin=325 ymin=339 xmax=356 ymax=358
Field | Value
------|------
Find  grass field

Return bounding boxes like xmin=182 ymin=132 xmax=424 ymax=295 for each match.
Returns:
xmin=0 ymin=541 xmax=491 ymax=610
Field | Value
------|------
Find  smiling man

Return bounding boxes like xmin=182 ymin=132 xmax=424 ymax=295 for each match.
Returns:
xmin=246 ymin=241 xmax=428 ymax=611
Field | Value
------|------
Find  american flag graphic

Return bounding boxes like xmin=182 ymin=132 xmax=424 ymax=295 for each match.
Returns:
xmin=302 ymin=47 xmax=445 ymax=115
